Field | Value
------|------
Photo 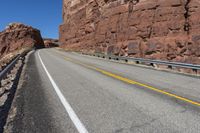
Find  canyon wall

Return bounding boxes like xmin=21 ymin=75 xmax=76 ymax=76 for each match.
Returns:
xmin=0 ymin=23 xmax=44 ymax=57
xmin=59 ymin=0 xmax=200 ymax=64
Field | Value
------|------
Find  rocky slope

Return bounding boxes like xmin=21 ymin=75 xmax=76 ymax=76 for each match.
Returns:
xmin=59 ymin=0 xmax=200 ymax=64
xmin=0 ymin=23 xmax=44 ymax=58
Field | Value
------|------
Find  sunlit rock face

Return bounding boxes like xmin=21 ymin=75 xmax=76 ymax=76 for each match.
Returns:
xmin=0 ymin=23 xmax=44 ymax=57
xmin=59 ymin=0 xmax=200 ymax=64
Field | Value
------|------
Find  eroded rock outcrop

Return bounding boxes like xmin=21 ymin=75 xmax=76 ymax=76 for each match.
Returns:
xmin=43 ymin=38 xmax=59 ymax=48
xmin=59 ymin=0 xmax=200 ymax=64
xmin=0 ymin=23 xmax=44 ymax=57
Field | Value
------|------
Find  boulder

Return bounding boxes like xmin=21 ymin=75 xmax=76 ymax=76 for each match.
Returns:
xmin=0 ymin=23 xmax=44 ymax=57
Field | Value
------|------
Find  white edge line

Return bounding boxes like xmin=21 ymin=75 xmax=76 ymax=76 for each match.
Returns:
xmin=38 ymin=51 xmax=89 ymax=133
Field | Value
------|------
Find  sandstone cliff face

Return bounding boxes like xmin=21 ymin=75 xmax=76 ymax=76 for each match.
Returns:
xmin=59 ymin=0 xmax=200 ymax=64
xmin=0 ymin=23 xmax=44 ymax=57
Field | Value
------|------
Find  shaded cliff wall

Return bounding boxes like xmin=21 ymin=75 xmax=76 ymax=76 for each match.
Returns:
xmin=59 ymin=0 xmax=200 ymax=64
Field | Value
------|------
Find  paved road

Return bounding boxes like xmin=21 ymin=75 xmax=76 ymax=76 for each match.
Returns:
xmin=9 ymin=48 xmax=200 ymax=133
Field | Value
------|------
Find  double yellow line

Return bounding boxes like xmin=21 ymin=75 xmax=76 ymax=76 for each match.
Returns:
xmin=58 ymin=51 xmax=200 ymax=107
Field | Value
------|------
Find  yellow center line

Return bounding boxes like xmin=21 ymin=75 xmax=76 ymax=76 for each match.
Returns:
xmin=55 ymin=50 xmax=200 ymax=107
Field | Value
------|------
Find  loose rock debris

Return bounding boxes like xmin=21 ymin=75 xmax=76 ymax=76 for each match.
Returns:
xmin=0 ymin=57 xmax=24 ymax=132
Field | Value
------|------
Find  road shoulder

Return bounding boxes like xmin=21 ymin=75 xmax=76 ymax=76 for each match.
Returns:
xmin=4 ymin=50 xmax=58 ymax=133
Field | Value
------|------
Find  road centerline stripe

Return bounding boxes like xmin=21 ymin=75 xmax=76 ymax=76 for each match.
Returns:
xmin=55 ymin=51 xmax=200 ymax=107
xmin=38 ymin=51 xmax=89 ymax=133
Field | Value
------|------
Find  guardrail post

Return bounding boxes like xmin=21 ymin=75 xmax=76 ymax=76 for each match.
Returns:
xmin=168 ymin=65 xmax=173 ymax=69
xmin=80 ymin=52 xmax=200 ymax=75
xmin=192 ymin=69 xmax=197 ymax=75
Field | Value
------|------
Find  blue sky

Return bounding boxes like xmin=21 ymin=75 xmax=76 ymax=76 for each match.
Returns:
xmin=0 ymin=0 xmax=62 ymax=39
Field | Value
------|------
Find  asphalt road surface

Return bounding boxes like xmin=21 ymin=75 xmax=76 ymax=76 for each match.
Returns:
xmin=9 ymin=48 xmax=200 ymax=133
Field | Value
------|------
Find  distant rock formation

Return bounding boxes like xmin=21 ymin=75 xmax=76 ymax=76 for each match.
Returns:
xmin=0 ymin=23 xmax=44 ymax=57
xmin=59 ymin=0 xmax=200 ymax=64
xmin=43 ymin=38 xmax=59 ymax=48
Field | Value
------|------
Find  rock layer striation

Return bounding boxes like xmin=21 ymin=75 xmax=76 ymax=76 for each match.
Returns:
xmin=59 ymin=0 xmax=200 ymax=64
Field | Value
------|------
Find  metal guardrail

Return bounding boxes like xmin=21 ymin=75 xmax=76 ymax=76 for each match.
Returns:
xmin=82 ymin=52 xmax=200 ymax=71
xmin=0 ymin=48 xmax=31 ymax=83
xmin=0 ymin=54 xmax=21 ymax=82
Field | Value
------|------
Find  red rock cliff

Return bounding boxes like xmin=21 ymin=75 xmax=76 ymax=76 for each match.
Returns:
xmin=59 ymin=0 xmax=200 ymax=64
xmin=0 ymin=23 xmax=44 ymax=57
